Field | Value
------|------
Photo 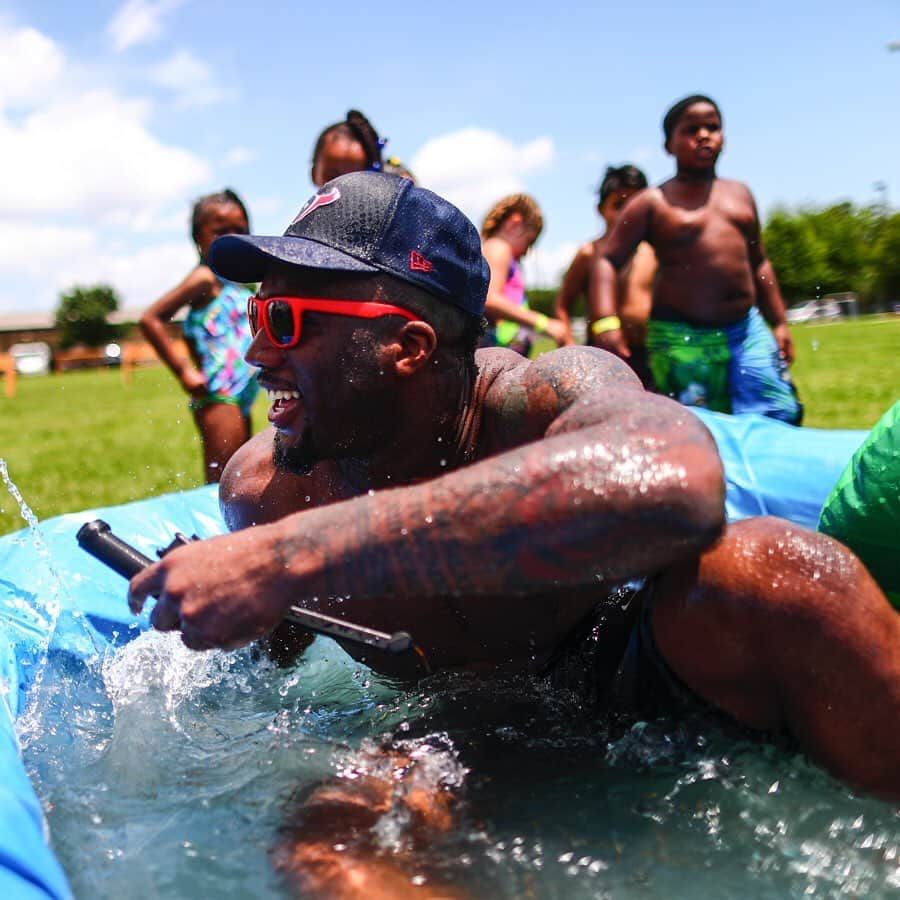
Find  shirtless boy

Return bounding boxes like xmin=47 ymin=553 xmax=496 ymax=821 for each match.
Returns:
xmin=128 ymin=173 xmax=897 ymax=895
xmin=554 ymin=164 xmax=656 ymax=386
xmin=589 ymin=95 xmax=802 ymax=423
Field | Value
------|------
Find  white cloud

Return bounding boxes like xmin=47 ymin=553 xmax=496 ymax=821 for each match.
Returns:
xmin=59 ymin=240 xmax=196 ymax=308
xmin=0 ymin=20 xmax=216 ymax=317
xmin=0 ymin=220 xmax=194 ymax=313
xmin=221 ymin=146 xmax=255 ymax=167
xmin=629 ymin=145 xmax=656 ymax=165
xmin=107 ymin=0 xmax=183 ymax=52
xmin=521 ymin=241 xmax=580 ymax=290
xmin=0 ymin=25 xmax=65 ymax=108
xmin=411 ymin=128 xmax=555 ymax=225
xmin=0 ymin=88 xmax=209 ymax=220
xmin=149 ymin=49 xmax=233 ymax=107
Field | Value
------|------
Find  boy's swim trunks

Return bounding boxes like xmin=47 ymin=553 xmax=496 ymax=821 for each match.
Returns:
xmin=646 ymin=307 xmax=802 ymax=424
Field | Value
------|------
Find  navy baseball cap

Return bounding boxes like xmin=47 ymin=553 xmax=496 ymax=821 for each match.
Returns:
xmin=208 ymin=172 xmax=488 ymax=316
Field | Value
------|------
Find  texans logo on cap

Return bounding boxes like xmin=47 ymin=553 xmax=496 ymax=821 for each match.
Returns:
xmin=292 ymin=186 xmax=341 ymax=225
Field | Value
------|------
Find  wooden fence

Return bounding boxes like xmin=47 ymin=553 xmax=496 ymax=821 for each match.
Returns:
xmin=1 ymin=341 xmax=191 ymax=397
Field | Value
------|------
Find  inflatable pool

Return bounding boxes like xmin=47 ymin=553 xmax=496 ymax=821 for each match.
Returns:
xmin=1 ymin=411 xmax=888 ymax=898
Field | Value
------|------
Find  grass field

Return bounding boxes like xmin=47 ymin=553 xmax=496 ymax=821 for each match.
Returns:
xmin=1 ymin=316 xmax=897 ymax=536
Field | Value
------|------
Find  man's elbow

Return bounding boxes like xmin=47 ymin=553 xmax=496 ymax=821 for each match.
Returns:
xmin=680 ymin=442 xmax=727 ymax=550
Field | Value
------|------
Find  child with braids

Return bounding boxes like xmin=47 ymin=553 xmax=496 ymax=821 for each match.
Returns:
xmin=554 ymin=165 xmax=656 ymax=387
xmin=140 ymin=189 xmax=259 ymax=483
xmin=479 ymin=194 xmax=570 ymax=355
xmin=311 ymin=109 xmax=416 ymax=186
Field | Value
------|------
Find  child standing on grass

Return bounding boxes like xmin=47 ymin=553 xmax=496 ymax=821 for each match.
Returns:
xmin=554 ymin=164 xmax=656 ymax=387
xmin=590 ymin=95 xmax=802 ymax=423
xmin=480 ymin=194 xmax=571 ymax=356
xmin=140 ymin=189 xmax=258 ymax=483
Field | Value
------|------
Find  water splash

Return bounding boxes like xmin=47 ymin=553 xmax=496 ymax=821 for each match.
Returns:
xmin=0 ymin=458 xmax=62 ymax=655
xmin=1 ymin=458 xmax=101 ymax=738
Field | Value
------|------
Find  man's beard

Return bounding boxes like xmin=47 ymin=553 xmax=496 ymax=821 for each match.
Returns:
xmin=273 ymin=428 xmax=316 ymax=476
xmin=270 ymin=371 xmax=398 ymax=477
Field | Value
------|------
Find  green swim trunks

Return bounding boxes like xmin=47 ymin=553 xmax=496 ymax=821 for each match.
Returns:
xmin=818 ymin=400 xmax=900 ymax=607
xmin=646 ymin=307 xmax=802 ymax=424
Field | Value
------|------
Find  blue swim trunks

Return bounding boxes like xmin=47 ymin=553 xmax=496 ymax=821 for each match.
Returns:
xmin=646 ymin=307 xmax=803 ymax=424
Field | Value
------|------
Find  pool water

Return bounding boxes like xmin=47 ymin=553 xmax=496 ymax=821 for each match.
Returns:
xmin=19 ymin=631 xmax=900 ymax=898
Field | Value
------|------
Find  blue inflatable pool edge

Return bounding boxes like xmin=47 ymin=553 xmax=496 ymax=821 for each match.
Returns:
xmin=0 ymin=484 xmax=223 ymax=900
xmin=0 ymin=413 xmax=869 ymax=898
xmin=690 ymin=408 xmax=867 ymax=529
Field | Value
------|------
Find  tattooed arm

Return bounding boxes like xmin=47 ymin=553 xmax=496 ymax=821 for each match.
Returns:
xmin=128 ymin=347 xmax=724 ymax=669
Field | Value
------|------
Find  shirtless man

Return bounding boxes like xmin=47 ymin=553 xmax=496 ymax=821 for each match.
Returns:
xmin=589 ymin=95 xmax=802 ymax=423
xmin=127 ymin=172 xmax=898 ymax=894
xmin=553 ymin=164 xmax=656 ymax=387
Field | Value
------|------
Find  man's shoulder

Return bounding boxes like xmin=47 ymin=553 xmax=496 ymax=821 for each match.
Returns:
xmin=475 ymin=346 xmax=643 ymax=443
xmin=218 ymin=429 xmax=342 ymax=530
xmin=477 ymin=345 xmax=640 ymax=390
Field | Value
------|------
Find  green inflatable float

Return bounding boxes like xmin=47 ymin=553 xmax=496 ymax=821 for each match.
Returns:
xmin=818 ymin=400 xmax=900 ymax=607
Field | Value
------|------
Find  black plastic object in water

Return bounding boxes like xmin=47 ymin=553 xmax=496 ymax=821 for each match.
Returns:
xmin=76 ymin=519 xmax=426 ymax=664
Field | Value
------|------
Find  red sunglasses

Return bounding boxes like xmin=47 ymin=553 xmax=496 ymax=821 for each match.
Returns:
xmin=247 ymin=295 xmax=418 ymax=348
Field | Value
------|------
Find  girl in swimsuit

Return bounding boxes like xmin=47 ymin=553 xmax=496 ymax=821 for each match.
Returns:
xmin=479 ymin=194 xmax=570 ymax=355
xmin=139 ymin=189 xmax=258 ymax=483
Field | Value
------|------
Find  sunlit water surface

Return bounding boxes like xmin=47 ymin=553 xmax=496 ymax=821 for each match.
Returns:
xmin=18 ymin=633 xmax=900 ymax=899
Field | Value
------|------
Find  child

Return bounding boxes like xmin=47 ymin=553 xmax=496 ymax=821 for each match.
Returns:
xmin=139 ymin=189 xmax=259 ymax=483
xmin=310 ymin=110 xmax=415 ymax=186
xmin=480 ymin=194 xmax=570 ymax=355
xmin=589 ymin=95 xmax=802 ymax=423
xmin=554 ymin=164 xmax=656 ymax=386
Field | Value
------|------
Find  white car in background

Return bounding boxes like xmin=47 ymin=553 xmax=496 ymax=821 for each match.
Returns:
xmin=786 ymin=299 xmax=842 ymax=324
xmin=9 ymin=342 xmax=52 ymax=375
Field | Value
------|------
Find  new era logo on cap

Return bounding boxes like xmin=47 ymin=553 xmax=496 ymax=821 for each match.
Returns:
xmin=409 ymin=251 xmax=433 ymax=273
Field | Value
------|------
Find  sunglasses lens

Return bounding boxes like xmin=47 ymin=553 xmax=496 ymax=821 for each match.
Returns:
xmin=268 ymin=300 xmax=297 ymax=346
xmin=248 ymin=300 xmax=260 ymax=334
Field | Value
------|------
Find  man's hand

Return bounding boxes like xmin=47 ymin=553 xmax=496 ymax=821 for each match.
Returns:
xmin=772 ymin=322 xmax=794 ymax=365
xmin=127 ymin=527 xmax=293 ymax=650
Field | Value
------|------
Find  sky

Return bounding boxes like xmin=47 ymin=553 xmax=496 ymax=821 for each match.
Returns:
xmin=0 ymin=0 xmax=897 ymax=316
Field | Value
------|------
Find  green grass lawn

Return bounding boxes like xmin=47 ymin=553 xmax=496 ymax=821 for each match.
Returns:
xmin=0 ymin=366 xmax=270 ymax=536
xmin=0 ymin=315 xmax=897 ymax=536
xmin=787 ymin=316 xmax=899 ymax=428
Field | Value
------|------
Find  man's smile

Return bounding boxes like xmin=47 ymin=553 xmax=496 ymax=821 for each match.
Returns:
xmin=264 ymin=386 xmax=303 ymax=429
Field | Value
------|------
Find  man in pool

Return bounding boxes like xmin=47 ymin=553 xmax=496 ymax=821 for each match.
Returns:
xmin=128 ymin=172 xmax=899 ymax=890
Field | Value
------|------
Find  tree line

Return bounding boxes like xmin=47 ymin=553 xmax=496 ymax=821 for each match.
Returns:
xmin=53 ymin=202 xmax=900 ymax=348
xmin=528 ymin=202 xmax=900 ymax=317
xmin=763 ymin=203 xmax=900 ymax=310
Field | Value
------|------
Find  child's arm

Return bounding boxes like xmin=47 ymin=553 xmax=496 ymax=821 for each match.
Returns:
xmin=482 ymin=238 xmax=570 ymax=347
xmin=552 ymin=244 xmax=593 ymax=343
xmin=139 ymin=266 xmax=218 ymax=395
xmin=746 ymin=194 xmax=794 ymax=364
xmin=588 ymin=191 xmax=654 ymax=357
